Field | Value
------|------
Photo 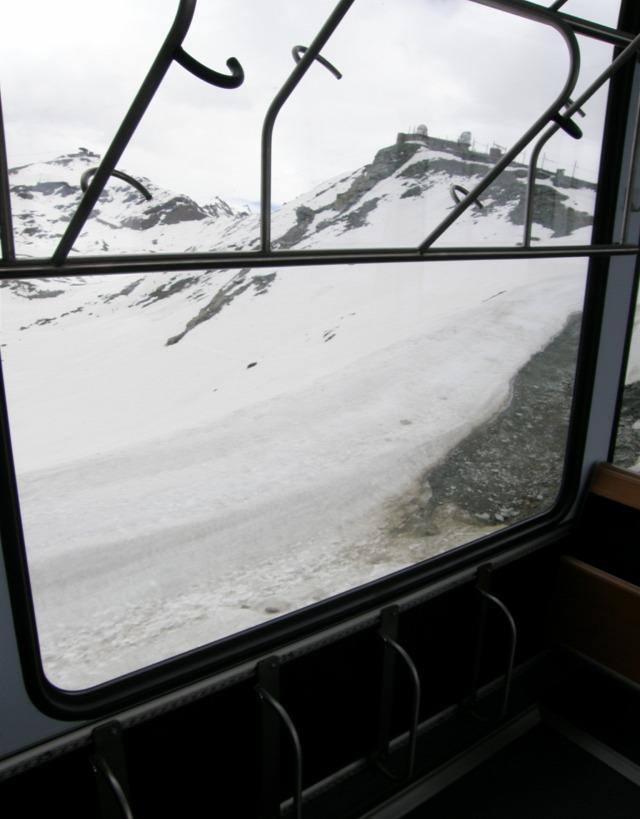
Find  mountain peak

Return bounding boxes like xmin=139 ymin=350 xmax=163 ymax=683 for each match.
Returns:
xmin=7 ymin=132 xmax=596 ymax=259
xmin=8 ymin=150 xmax=243 ymax=257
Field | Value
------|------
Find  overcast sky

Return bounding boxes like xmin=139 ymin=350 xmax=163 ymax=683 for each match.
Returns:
xmin=0 ymin=0 xmax=622 ymax=208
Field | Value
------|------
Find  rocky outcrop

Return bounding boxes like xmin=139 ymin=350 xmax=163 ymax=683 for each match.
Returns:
xmin=277 ymin=206 xmax=316 ymax=248
xmin=121 ymin=196 xmax=208 ymax=230
xmin=165 ymin=269 xmax=276 ymax=345
xmin=332 ymin=142 xmax=421 ymax=212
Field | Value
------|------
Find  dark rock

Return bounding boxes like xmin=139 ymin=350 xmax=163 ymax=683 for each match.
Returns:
xmin=138 ymin=276 xmax=200 ymax=307
xmin=277 ymin=206 xmax=316 ymax=248
xmin=401 ymin=185 xmax=423 ymax=199
xmin=121 ymin=196 xmax=208 ymax=230
xmin=166 ymin=270 xmax=277 ymax=345
xmin=343 ymin=198 xmax=380 ymax=230
xmin=333 ymin=143 xmax=421 ymax=211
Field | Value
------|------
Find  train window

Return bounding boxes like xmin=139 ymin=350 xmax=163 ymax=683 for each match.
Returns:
xmin=0 ymin=0 xmax=630 ymax=693
xmin=1 ymin=259 xmax=587 ymax=688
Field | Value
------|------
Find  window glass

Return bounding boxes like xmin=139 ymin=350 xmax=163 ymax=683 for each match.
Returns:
xmin=1 ymin=259 xmax=586 ymax=688
xmin=0 ymin=0 xmax=615 ymax=257
xmin=0 ymin=0 xmax=621 ymax=689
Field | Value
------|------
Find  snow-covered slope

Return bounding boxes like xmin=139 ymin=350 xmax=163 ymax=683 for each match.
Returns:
xmin=7 ymin=140 xmax=595 ymax=260
xmin=9 ymin=148 xmax=245 ymax=258
xmin=269 ymin=141 xmax=595 ymax=249
xmin=0 ymin=141 xmax=593 ymax=687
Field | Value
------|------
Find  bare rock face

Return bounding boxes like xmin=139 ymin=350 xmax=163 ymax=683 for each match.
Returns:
xmin=333 ymin=143 xmax=421 ymax=212
xmin=121 ymin=196 xmax=209 ymax=230
xmin=276 ymin=137 xmax=594 ymax=249
xmin=165 ymin=269 xmax=277 ymax=346
xmin=277 ymin=206 xmax=316 ymax=248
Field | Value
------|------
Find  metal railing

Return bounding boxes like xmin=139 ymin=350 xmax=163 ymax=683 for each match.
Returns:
xmin=0 ymin=0 xmax=638 ymax=275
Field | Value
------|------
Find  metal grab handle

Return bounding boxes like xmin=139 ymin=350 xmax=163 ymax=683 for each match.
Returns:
xmin=467 ymin=565 xmax=517 ymax=723
xmin=53 ymin=0 xmax=244 ymax=266
xmin=255 ymin=682 xmax=303 ymax=819
xmin=371 ymin=606 xmax=421 ymax=783
xmin=292 ymin=46 xmax=343 ymax=80
xmin=80 ymin=169 xmax=152 ymax=201
xmin=375 ymin=636 xmax=421 ymax=781
xmin=91 ymin=755 xmax=135 ymax=819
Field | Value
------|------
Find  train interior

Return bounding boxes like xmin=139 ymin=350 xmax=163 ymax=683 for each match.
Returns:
xmin=2 ymin=0 xmax=640 ymax=816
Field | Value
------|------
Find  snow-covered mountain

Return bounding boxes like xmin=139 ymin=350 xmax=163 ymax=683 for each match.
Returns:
xmin=8 ymin=137 xmax=595 ymax=260
xmin=4 ymin=138 xmax=595 ymax=347
xmin=9 ymin=148 xmax=244 ymax=258
xmin=0 ymin=138 xmax=593 ymax=688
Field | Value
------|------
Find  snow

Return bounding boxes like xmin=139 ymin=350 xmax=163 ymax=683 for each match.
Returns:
xmin=0 ymin=148 xmax=592 ymax=689
xmin=9 ymin=153 xmax=242 ymax=259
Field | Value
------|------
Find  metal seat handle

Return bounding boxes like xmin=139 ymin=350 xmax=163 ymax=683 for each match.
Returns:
xmin=372 ymin=605 xmax=421 ymax=783
xmin=255 ymin=685 xmax=303 ymax=819
xmin=91 ymin=754 xmax=135 ymax=819
xmin=375 ymin=633 xmax=421 ymax=782
xmin=468 ymin=565 xmax=517 ymax=723
xmin=256 ymin=656 xmax=303 ymax=819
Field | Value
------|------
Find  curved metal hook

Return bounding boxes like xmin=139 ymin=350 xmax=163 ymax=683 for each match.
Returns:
xmin=53 ymin=0 xmax=244 ymax=265
xmin=261 ymin=0 xmax=356 ymax=252
xmin=551 ymin=112 xmax=583 ymax=140
xmin=91 ymin=754 xmax=135 ymax=819
xmin=450 ymin=184 xmax=484 ymax=209
xmin=559 ymin=97 xmax=586 ymax=139
xmin=80 ymin=168 xmax=153 ymax=202
xmin=174 ymin=48 xmax=244 ymax=89
xmin=292 ymin=46 xmax=342 ymax=80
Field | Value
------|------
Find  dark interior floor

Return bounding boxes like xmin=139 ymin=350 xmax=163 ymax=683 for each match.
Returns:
xmin=404 ymin=723 xmax=640 ymax=818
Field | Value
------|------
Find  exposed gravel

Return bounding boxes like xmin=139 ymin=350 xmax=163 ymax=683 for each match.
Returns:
xmin=387 ymin=312 xmax=582 ymax=540
xmin=613 ymin=380 xmax=640 ymax=470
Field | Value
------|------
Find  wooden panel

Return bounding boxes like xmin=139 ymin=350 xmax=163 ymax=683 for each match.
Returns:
xmin=548 ymin=555 xmax=640 ymax=684
xmin=590 ymin=462 xmax=640 ymax=510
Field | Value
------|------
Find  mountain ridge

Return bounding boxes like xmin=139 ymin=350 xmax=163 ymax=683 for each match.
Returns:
xmin=3 ymin=137 xmax=596 ymax=349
